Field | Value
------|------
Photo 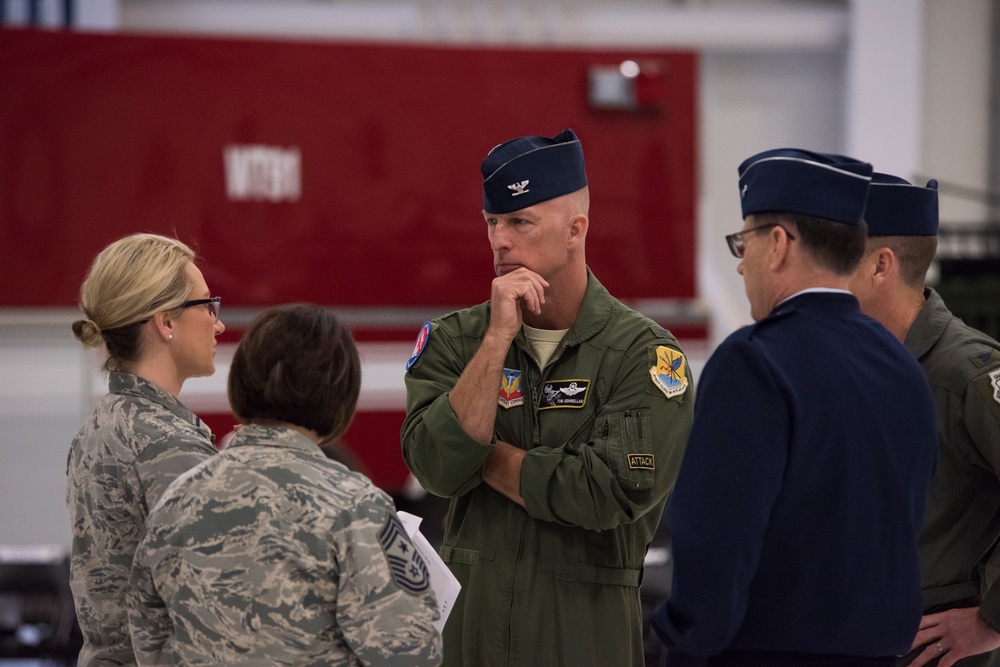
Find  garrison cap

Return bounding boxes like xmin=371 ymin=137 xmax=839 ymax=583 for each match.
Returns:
xmin=481 ymin=128 xmax=587 ymax=214
xmin=864 ymin=173 xmax=939 ymax=236
xmin=738 ymin=148 xmax=873 ymax=225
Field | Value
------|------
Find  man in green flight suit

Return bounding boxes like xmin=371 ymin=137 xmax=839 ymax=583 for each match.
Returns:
xmin=401 ymin=128 xmax=695 ymax=667
xmin=850 ymin=173 xmax=1000 ymax=667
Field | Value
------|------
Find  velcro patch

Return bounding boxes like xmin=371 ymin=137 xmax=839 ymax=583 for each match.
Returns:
xmin=627 ymin=454 xmax=655 ymax=470
xmin=405 ymin=321 xmax=432 ymax=371
xmin=378 ymin=514 xmax=430 ymax=594
xmin=990 ymin=369 xmax=1000 ymax=406
xmin=971 ymin=350 xmax=1000 ymax=368
xmin=499 ymin=368 xmax=525 ymax=409
xmin=538 ymin=380 xmax=589 ymax=409
xmin=650 ymin=346 xmax=689 ymax=399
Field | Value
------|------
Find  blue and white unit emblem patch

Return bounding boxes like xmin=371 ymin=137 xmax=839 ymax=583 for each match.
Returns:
xmin=650 ymin=346 xmax=689 ymax=399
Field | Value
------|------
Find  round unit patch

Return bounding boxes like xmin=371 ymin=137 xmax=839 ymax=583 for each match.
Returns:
xmin=406 ymin=321 xmax=432 ymax=371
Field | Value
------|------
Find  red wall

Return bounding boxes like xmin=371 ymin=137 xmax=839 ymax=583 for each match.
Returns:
xmin=0 ymin=29 xmax=699 ymax=491
xmin=1 ymin=28 xmax=697 ymax=307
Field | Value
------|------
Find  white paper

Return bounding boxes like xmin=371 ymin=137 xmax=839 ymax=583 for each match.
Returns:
xmin=397 ymin=510 xmax=461 ymax=633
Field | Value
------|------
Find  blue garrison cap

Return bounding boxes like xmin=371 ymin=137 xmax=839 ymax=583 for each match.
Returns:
xmin=738 ymin=148 xmax=873 ymax=225
xmin=864 ymin=173 xmax=939 ymax=236
xmin=482 ymin=128 xmax=587 ymax=214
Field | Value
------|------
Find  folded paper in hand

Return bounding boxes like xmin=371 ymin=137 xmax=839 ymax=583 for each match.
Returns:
xmin=398 ymin=511 xmax=461 ymax=633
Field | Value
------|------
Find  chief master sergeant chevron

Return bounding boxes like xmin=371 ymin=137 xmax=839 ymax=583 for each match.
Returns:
xmin=401 ymin=128 xmax=695 ymax=666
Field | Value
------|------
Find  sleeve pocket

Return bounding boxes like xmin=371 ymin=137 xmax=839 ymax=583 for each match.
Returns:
xmin=600 ymin=409 xmax=656 ymax=492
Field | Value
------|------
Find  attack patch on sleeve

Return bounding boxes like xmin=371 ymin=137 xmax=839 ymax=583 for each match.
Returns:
xmin=405 ymin=321 xmax=432 ymax=371
xmin=378 ymin=513 xmax=430 ymax=594
xmin=627 ymin=454 xmax=655 ymax=470
xmin=650 ymin=346 xmax=689 ymax=399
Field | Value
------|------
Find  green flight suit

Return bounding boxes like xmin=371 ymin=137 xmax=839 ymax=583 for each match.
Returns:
xmin=903 ymin=288 xmax=1000 ymax=667
xmin=402 ymin=271 xmax=694 ymax=667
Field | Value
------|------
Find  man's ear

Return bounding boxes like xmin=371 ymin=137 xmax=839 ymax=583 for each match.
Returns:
xmin=871 ymin=247 xmax=897 ymax=285
xmin=566 ymin=213 xmax=588 ymax=248
xmin=767 ymin=224 xmax=794 ymax=271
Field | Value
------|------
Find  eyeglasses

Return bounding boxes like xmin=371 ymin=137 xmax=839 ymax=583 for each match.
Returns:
xmin=180 ymin=296 xmax=222 ymax=322
xmin=725 ymin=223 xmax=796 ymax=258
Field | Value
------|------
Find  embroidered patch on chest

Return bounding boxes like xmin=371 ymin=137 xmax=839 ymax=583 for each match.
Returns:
xmin=378 ymin=514 xmax=430 ymax=595
xmin=990 ymin=368 xmax=1000 ymax=406
xmin=628 ymin=454 xmax=655 ymax=470
xmin=538 ymin=379 xmax=590 ymax=409
xmin=498 ymin=368 xmax=525 ymax=409
xmin=650 ymin=346 xmax=689 ymax=399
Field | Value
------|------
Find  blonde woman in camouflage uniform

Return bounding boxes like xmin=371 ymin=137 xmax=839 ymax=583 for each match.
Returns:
xmin=68 ymin=233 xmax=224 ymax=666
xmin=128 ymin=304 xmax=442 ymax=666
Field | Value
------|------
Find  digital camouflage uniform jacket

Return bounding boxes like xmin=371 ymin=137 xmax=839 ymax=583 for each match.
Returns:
xmin=66 ymin=371 xmax=217 ymax=666
xmin=906 ymin=288 xmax=1000 ymax=667
xmin=402 ymin=271 xmax=694 ymax=667
xmin=128 ymin=423 xmax=442 ymax=667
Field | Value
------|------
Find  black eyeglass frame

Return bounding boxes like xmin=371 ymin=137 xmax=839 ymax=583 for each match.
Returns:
xmin=179 ymin=296 xmax=222 ymax=322
xmin=725 ymin=223 xmax=797 ymax=258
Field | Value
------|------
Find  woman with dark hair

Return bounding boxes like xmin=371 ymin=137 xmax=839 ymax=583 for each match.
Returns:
xmin=128 ymin=304 xmax=442 ymax=666
xmin=67 ymin=233 xmax=224 ymax=666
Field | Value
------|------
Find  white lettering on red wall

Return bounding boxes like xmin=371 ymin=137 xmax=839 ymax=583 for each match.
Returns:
xmin=223 ymin=144 xmax=301 ymax=202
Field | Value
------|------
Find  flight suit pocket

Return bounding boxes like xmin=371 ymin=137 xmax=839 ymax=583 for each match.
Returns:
xmin=440 ymin=546 xmax=479 ymax=566
xmin=601 ymin=410 xmax=655 ymax=492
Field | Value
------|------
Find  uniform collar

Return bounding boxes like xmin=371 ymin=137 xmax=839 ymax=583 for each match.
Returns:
xmin=765 ymin=290 xmax=861 ymax=320
xmin=903 ymin=287 xmax=951 ymax=360
xmin=561 ymin=268 xmax=614 ymax=346
xmin=223 ymin=423 xmax=327 ymax=458
xmin=109 ymin=371 xmax=213 ymax=443
xmin=512 ymin=268 xmax=613 ymax=354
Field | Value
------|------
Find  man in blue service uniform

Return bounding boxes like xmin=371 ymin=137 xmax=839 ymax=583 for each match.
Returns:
xmin=850 ymin=174 xmax=1000 ymax=667
xmin=651 ymin=148 xmax=938 ymax=666
xmin=402 ymin=129 xmax=694 ymax=666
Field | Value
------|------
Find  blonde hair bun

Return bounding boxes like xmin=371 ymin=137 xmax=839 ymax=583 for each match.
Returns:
xmin=72 ymin=319 xmax=104 ymax=348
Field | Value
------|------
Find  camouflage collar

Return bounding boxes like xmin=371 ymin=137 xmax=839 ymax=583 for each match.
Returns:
xmin=223 ymin=423 xmax=326 ymax=458
xmin=109 ymin=372 xmax=212 ymax=441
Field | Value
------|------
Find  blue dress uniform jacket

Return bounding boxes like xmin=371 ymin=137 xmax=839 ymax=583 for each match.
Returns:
xmin=402 ymin=271 xmax=694 ymax=667
xmin=652 ymin=292 xmax=937 ymax=665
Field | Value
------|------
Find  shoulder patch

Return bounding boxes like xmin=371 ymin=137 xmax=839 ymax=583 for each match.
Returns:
xmin=405 ymin=321 xmax=432 ymax=371
xmin=650 ymin=346 xmax=689 ymax=399
xmin=990 ymin=368 xmax=1000 ymax=407
xmin=378 ymin=513 xmax=430 ymax=594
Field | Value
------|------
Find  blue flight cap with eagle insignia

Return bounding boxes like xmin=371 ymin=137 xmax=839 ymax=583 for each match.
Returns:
xmin=738 ymin=148 xmax=873 ymax=225
xmin=863 ymin=172 xmax=939 ymax=237
xmin=481 ymin=128 xmax=588 ymax=214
